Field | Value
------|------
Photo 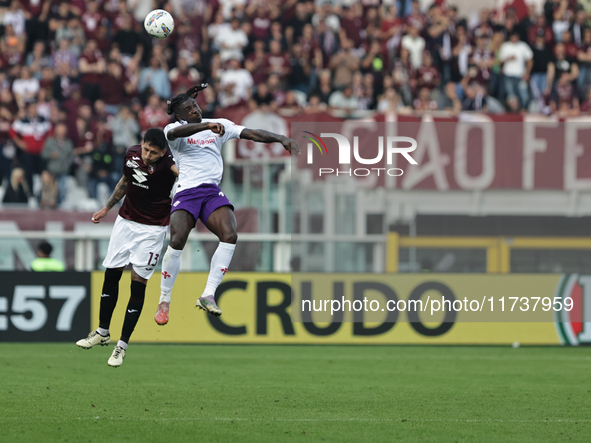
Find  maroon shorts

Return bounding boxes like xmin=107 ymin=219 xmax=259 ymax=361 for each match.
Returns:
xmin=171 ymin=183 xmax=234 ymax=226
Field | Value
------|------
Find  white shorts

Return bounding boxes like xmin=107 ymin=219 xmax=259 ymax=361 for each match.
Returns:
xmin=102 ymin=216 xmax=168 ymax=279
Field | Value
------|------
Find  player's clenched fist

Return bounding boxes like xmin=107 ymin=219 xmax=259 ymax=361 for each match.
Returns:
xmin=91 ymin=208 xmax=108 ymax=223
xmin=208 ymin=122 xmax=225 ymax=136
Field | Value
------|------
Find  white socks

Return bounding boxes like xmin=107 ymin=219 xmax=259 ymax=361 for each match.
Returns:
xmin=203 ymin=242 xmax=236 ymax=296
xmin=97 ymin=327 xmax=109 ymax=336
xmin=117 ymin=340 xmax=128 ymax=350
xmin=160 ymin=246 xmax=183 ymax=304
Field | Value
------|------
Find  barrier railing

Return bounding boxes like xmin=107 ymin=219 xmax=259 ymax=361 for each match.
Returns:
xmin=386 ymin=233 xmax=591 ymax=273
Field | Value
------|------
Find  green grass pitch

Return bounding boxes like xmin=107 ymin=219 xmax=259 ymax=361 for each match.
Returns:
xmin=1 ymin=344 xmax=590 ymax=442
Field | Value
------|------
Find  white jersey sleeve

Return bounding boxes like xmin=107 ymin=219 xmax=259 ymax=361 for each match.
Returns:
xmin=218 ymin=118 xmax=246 ymax=144
xmin=164 ymin=121 xmax=183 ymax=150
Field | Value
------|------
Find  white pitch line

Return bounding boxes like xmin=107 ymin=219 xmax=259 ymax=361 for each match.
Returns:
xmin=1 ymin=417 xmax=589 ymax=423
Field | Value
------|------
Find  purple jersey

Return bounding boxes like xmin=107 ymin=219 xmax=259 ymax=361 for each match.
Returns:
xmin=119 ymin=145 xmax=176 ymax=226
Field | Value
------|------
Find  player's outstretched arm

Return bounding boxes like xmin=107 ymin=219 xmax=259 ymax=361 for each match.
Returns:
xmin=166 ymin=122 xmax=225 ymax=141
xmin=240 ymin=128 xmax=301 ymax=155
xmin=91 ymin=176 xmax=129 ymax=224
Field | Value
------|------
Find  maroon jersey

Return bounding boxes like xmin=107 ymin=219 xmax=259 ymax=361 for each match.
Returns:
xmin=119 ymin=145 xmax=176 ymax=226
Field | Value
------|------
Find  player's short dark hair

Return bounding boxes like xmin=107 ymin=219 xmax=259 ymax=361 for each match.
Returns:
xmin=143 ymin=128 xmax=168 ymax=151
xmin=166 ymin=84 xmax=208 ymax=117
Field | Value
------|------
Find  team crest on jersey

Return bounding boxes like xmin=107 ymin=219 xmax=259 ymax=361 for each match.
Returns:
xmin=149 ymin=165 xmax=155 ymax=174
xmin=126 ymin=159 xmax=140 ymax=169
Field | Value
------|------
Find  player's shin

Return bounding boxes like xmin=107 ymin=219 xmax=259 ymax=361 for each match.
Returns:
xmin=99 ymin=268 xmax=123 ymax=333
xmin=160 ymin=245 xmax=183 ymax=303
xmin=203 ymin=242 xmax=236 ymax=296
xmin=119 ymin=281 xmax=146 ymax=347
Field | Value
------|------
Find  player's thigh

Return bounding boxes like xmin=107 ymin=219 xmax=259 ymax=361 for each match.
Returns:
xmin=129 ymin=225 xmax=167 ymax=280
xmin=169 ymin=209 xmax=195 ymax=250
xmin=102 ymin=216 xmax=134 ymax=269
xmin=205 ymin=205 xmax=237 ymax=243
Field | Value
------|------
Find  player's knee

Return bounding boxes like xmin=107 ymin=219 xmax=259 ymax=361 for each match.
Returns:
xmin=169 ymin=236 xmax=186 ymax=250
xmin=221 ymin=231 xmax=238 ymax=244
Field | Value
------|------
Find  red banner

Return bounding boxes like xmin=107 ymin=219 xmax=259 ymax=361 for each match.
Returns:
xmin=218 ymin=109 xmax=591 ymax=191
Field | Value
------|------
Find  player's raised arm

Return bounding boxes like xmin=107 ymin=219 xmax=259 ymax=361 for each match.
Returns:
xmin=166 ymin=84 xmax=225 ymax=140
xmin=91 ymin=176 xmax=129 ymax=223
xmin=166 ymin=122 xmax=225 ymax=141
xmin=240 ymin=128 xmax=301 ymax=155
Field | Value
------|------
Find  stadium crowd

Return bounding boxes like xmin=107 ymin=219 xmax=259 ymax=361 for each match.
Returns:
xmin=0 ymin=0 xmax=589 ymax=207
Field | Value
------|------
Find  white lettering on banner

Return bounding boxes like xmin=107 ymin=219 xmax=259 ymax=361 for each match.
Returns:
xmin=522 ymin=119 xmax=559 ymax=190
xmin=402 ymin=117 xmax=449 ymax=190
xmin=564 ymin=120 xmax=591 ymax=190
xmin=454 ymin=121 xmax=495 ymax=190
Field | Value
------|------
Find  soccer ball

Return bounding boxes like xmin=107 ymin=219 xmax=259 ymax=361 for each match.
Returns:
xmin=144 ymin=9 xmax=174 ymax=39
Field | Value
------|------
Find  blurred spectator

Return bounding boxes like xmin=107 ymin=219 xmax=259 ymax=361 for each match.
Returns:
xmin=304 ymin=93 xmax=327 ymax=114
xmin=245 ymin=39 xmax=268 ymax=86
xmin=287 ymin=43 xmax=311 ymax=92
xmin=531 ymin=29 xmax=552 ymax=103
xmin=41 ymin=122 xmax=73 ymax=205
xmin=52 ymin=37 xmax=78 ymax=72
xmin=547 ymin=42 xmax=579 ymax=95
xmin=79 ymin=39 xmax=106 ymax=102
xmin=377 ymin=88 xmax=405 ymax=113
xmin=215 ymin=17 xmax=248 ymax=62
xmin=265 ymin=39 xmax=290 ymax=82
xmin=169 ymin=57 xmax=201 ymax=96
xmin=3 ymin=0 xmax=26 ymax=36
xmin=87 ymin=118 xmax=116 ymax=201
xmin=219 ymin=57 xmax=254 ymax=103
xmin=26 ymin=41 xmax=52 ymax=75
xmin=139 ymin=94 xmax=170 ymax=134
xmin=311 ymin=68 xmax=333 ymax=105
xmin=328 ymin=84 xmax=358 ymax=113
xmin=81 ymin=0 xmax=105 ymax=40
xmin=401 ymin=25 xmax=425 ymax=70
xmin=549 ymin=71 xmax=580 ymax=116
xmin=111 ymin=14 xmax=143 ymax=64
xmin=329 ymin=37 xmax=359 ymax=89
xmin=139 ymin=57 xmax=171 ymax=99
xmin=55 ymin=17 xmax=86 ymax=56
xmin=12 ymin=66 xmax=40 ymax=107
xmin=39 ymin=170 xmax=58 ymax=209
xmin=250 ymin=82 xmax=276 ymax=112
xmin=2 ymin=167 xmax=30 ymax=203
xmin=110 ymin=106 xmax=139 ymax=171
xmin=0 ymin=24 xmax=26 ymax=67
xmin=499 ymin=30 xmax=533 ymax=109
xmin=577 ymin=28 xmax=591 ymax=95
xmin=99 ymin=60 xmax=134 ymax=113
xmin=570 ymin=5 xmax=587 ymax=47
xmin=0 ymin=104 xmax=14 ymax=185
xmin=462 ymin=83 xmax=488 ymax=112
xmin=10 ymin=102 xmax=52 ymax=190
xmin=413 ymin=86 xmax=439 ymax=111
xmin=30 ymin=241 xmax=65 ymax=271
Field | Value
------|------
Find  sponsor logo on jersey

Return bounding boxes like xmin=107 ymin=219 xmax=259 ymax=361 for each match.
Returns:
xmin=187 ymin=137 xmax=217 ymax=145
xmin=554 ymin=274 xmax=591 ymax=345
xmin=126 ymin=159 xmax=140 ymax=169
xmin=132 ymin=169 xmax=148 ymax=184
xmin=173 ymin=201 xmax=180 ymax=207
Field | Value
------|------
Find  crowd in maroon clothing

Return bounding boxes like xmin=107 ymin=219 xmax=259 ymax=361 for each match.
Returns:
xmin=1 ymin=0 xmax=591 ymax=207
